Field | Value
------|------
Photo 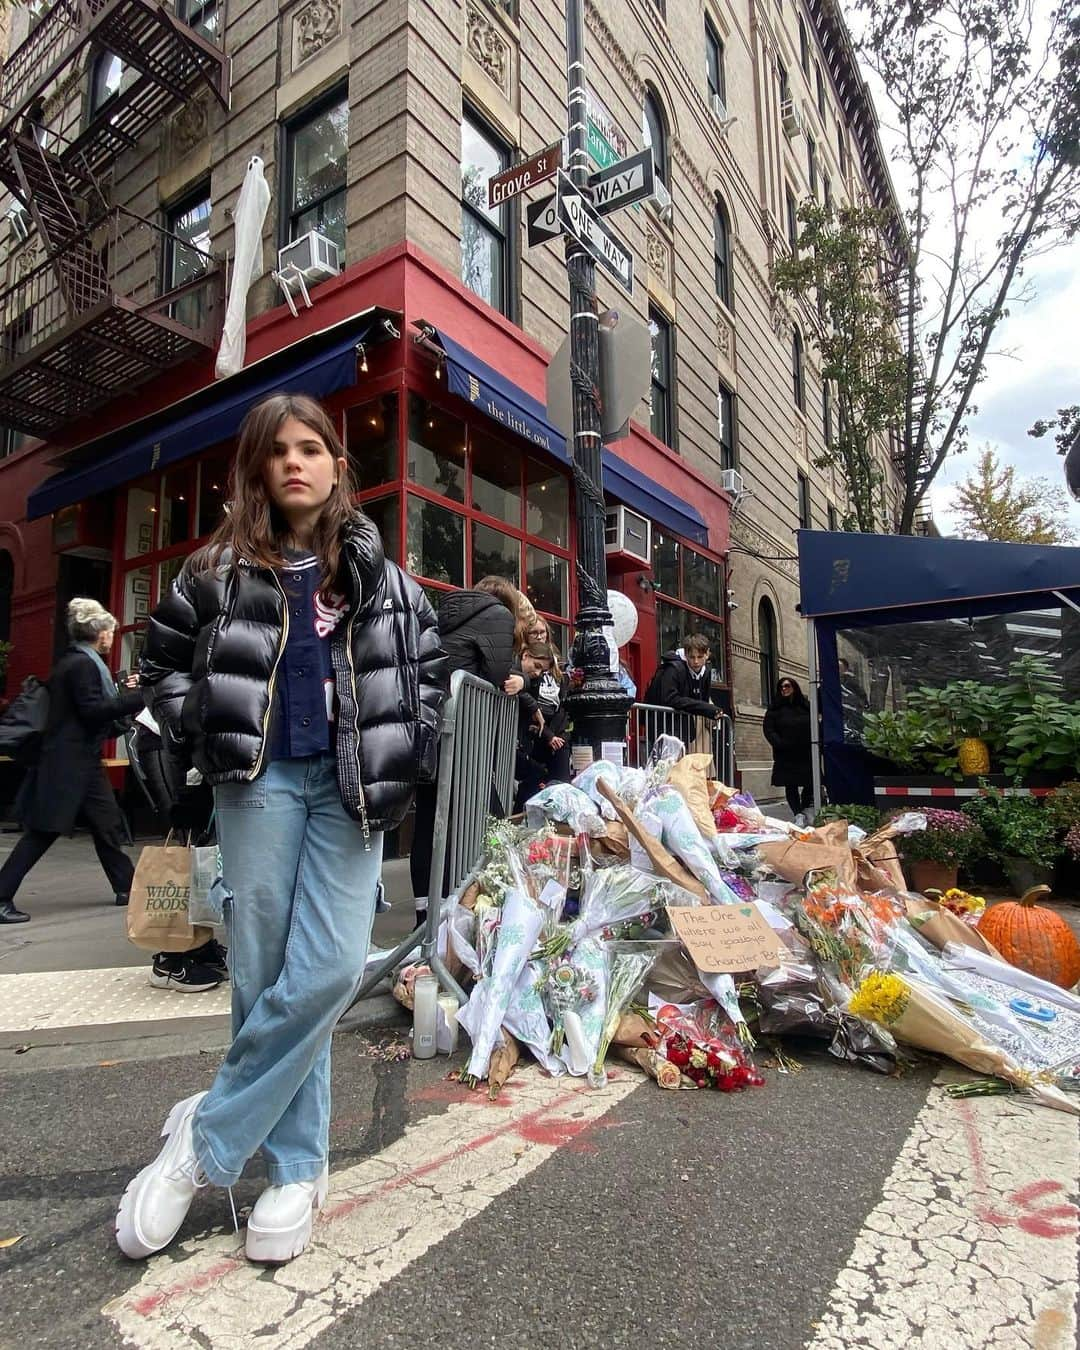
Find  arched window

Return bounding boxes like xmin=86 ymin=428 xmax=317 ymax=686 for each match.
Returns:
xmin=792 ymin=326 xmax=805 ymax=411
xmin=758 ymin=598 xmax=778 ymax=706
xmin=642 ymin=90 xmax=668 ymax=187
xmin=713 ymin=197 xmax=732 ymax=308
xmin=89 ymin=50 xmax=123 ymax=115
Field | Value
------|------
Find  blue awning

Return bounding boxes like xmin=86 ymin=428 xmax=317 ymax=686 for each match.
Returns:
xmin=26 ymin=307 xmax=400 ymax=520
xmin=426 ymin=325 xmax=708 ymax=546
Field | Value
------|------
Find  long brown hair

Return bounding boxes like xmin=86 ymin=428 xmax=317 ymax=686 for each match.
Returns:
xmin=192 ymin=393 xmax=356 ymax=598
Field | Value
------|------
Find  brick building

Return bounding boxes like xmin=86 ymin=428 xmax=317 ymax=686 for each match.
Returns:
xmin=0 ymin=0 xmax=901 ymax=799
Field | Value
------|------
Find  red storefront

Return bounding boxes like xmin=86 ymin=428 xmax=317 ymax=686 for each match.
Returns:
xmin=0 ymin=242 xmax=731 ymax=713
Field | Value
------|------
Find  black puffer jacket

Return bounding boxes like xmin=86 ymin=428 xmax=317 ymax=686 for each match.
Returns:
xmin=141 ymin=516 xmax=448 ymax=834
xmin=437 ymin=590 xmax=516 ymax=687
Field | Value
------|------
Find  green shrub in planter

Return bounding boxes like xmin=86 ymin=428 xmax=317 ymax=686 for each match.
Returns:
xmin=815 ymin=803 xmax=881 ymax=833
xmin=899 ymin=808 xmax=985 ymax=867
xmin=961 ymin=788 xmax=1061 ymax=865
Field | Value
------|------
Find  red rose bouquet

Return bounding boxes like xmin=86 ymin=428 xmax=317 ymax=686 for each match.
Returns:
xmin=652 ymin=1000 xmax=765 ymax=1092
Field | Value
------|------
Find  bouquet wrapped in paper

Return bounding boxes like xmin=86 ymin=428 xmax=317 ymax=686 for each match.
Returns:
xmin=849 ymin=971 xmax=1080 ymax=1114
xmin=637 ymin=786 xmax=745 ymax=905
xmin=504 ymin=961 xmax=565 ymax=1077
xmin=572 ymin=760 xmax=623 ymax=820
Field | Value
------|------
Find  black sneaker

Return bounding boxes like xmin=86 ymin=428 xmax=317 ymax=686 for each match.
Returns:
xmin=0 ymin=900 xmax=30 ymax=924
xmin=149 ymin=955 xmax=223 ymax=993
xmin=189 ymin=938 xmax=229 ymax=978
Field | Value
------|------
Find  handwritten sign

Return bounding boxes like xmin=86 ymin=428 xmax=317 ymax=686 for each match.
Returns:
xmin=669 ymin=904 xmax=785 ymax=974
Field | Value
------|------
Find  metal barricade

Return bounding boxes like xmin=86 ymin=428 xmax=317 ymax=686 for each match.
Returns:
xmin=349 ymin=670 xmax=518 ymax=1008
xmin=626 ymin=701 xmax=735 ymax=785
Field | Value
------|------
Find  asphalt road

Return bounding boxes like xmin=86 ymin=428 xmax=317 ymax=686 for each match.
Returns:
xmin=1 ymin=1030 xmax=937 ymax=1350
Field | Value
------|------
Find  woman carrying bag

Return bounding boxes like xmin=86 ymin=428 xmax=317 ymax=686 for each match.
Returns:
xmin=116 ymin=393 xmax=447 ymax=1265
xmin=0 ymin=598 xmax=142 ymax=924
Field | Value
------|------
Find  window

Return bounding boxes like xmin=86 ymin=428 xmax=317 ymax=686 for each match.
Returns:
xmin=785 ymin=185 xmax=799 ymax=252
xmin=718 ymin=384 xmax=736 ymax=470
xmin=822 ymin=380 xmax=833 ymax=448
xmin=828 ymin=503 xmax=839 ymax=531
xmin=642 ymin=90 xmax=668 ymax=187
xmin=164 ymin=186 xmax=211 ymax=331
xmin=648 ymin=306 xmax=674 ymax=447
xmin=798 ymin=16 xmax=810 ymax=75
xmin=837 ymin=122 xmax=848 ymax=176
xmin=797 ymin=470 xmax=811 ymax=528
xmin=792 ymin=326 xmax=805 ymax=410
xmin=705 ymin=16 xmax=726 ymax=106
xmin=815 ymin=62 xmax=826 ymax=118
xmin=461 ymin=109 xmax=512 ymax=316
xmin=177 ymin=0 xmax=218 ymax=41
xmin=88 ymin=50 xmax=123 ymax=115
xmin=653 ymin=529 xmax=726 ymax=681
xmin=777 ymin=57 xmax=790 ymax=107
xmin=806 ymin=133 xmax=817 ymax=197
xmin=758 ymin=598 xmax=778 ymax=704
xmin=823 ymin=172 xmax=832 ymax=213
xmin=284 ymin=87 xmax=347 ymax=256
xmin=713 ymin=198 xmax=732 ymax=308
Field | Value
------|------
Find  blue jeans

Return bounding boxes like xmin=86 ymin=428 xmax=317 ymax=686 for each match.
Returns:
xmin=191 ymin=754 xmax=382 ymax=1187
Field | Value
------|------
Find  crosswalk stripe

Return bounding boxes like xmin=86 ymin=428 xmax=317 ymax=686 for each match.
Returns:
xmin=807 ymin=1078 xmax=1079 ymax=1349
xmin=102 ymin=1069 xmax=641 ymax=1348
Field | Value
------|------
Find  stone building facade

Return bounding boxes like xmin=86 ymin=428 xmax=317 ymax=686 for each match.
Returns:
xmin=0 ymin=0 xmax=902 ymax=800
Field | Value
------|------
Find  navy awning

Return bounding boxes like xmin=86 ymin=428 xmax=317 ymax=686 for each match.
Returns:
xmin=798 ymin=528 xmax=1080 ymax=621
xmin=425 ymin=325 xmax=709 ymax=546
xmin=26 ymin=307 xmax=400 ymax=520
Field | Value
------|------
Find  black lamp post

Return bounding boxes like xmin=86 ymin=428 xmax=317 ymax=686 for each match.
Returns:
xmin=561 ymin=0 xmax=632 ymax=758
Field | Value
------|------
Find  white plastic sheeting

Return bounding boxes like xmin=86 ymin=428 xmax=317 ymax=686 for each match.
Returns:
xmin=214 ymin=155 xmax=271 ymax=380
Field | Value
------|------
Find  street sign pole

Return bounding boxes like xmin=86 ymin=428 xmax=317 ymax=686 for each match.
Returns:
xmin=562 ymin=0 xmax=631 ymax=759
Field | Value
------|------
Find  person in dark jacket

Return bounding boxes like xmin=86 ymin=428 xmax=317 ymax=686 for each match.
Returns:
xmin=117 ymin=393 xmax=447 ymax=1268
xmin=644 ymin=633 xmax=723 ymax=747
xmin=763 ymin=677 xmax=814 ymax=821
xmin=409 ymin=574 xmax=524 ymax=920
xmin=0 ymin=598 xmax=142 ymax=924
xmin=523 ymin=616 xmax=571 ymax=785
xmin=512 ymin=639 xmax=558 ymax=810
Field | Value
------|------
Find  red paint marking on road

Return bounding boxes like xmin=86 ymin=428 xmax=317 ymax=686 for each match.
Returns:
xmin=125 ymin=1078 xmax=622 ymax=1321
xmin=954 ymin=1099 xmax=1077 ymax=1238
xmin=128 ymin=1256 xmax=244 ymax=1319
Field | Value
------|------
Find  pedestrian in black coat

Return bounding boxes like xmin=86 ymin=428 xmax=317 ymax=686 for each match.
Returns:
xmin=0 ymin=598 xmax=143 ymax=923
xmin=763 ymin=677 xmax=814 ymax=820
xmin=644 ymin=633 xmax=722 ymax=749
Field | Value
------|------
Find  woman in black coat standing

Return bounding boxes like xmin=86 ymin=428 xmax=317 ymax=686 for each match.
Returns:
xmin=763 ymin=677 xmax=814 ymax=823
xmin=0 ymin=598 xmax=143 ymax=923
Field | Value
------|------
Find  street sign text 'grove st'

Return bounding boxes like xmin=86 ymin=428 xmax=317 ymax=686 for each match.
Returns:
xmin=487 ymin=141 xmax=563 ymax=209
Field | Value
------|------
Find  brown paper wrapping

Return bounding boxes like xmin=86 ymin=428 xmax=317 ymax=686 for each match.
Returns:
xmin=590 ymin=820 xmax=631 ymax=863
xmin=668 ymin=753 xmax=718 ymax=838
xmin=597 ymin=779 xmax=707 ymax=900
xmin=486 ymin=1029 xmax=521 ymax=1100
xmin=757 ymin=819 xmax=856 ymax=887
xmin=612 ymin=1012 xmax=657 ymax=1048
xmin=855 ymin=821 xmax=909 ymax=891
xmin=903 ymin=896 xmax=1003 ymax=960
xmin=613 ymin=1045 xmax=691 ymax=1088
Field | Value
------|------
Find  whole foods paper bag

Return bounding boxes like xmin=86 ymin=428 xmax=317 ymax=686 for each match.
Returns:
xmin=126 ymin=843 xmax=213 ymax=953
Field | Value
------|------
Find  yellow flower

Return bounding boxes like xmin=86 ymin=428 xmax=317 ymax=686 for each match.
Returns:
xmin=849 ymin=971 xmax=911 ymax=1026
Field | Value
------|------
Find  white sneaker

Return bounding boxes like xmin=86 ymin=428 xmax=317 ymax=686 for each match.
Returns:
xmin=245 ymin=1167 xmax=329 ymax=1264
xmin=794 ymin=812 xmax=807 ymax=827
xmin=115 ymin=1091 xmax=209 ymax=1259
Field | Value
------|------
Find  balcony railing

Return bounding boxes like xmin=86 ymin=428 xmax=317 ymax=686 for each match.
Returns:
xmin=0 ymin=0 xmax=229 ymax=178
xmin=0 ymin=205 xmax=222 ymax=436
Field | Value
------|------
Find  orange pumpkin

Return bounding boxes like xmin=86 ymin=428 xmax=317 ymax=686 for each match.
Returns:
xmin=977 ymin=887 xmax=1080 ymax=990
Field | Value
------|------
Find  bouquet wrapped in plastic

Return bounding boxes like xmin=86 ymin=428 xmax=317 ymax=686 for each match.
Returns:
xmin=651 ymin=999 xmax=764 ymax=1091
xmin=538 ymin=865 xmax=678 ymax=958
xmin=637 ymin=786 xmax=745 ymax=905
xmin=849 ymin=971 xmax=1080 ymax=1114
xmin=589 ymin=941 xmax=668 ymax=1087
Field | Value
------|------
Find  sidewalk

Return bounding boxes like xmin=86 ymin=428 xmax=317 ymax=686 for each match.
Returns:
xmin=0 ymin=832 xmax=417 ymax=1050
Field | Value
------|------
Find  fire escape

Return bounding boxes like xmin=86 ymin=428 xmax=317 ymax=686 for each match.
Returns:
xmin=0 ymin=0 xmax=230 ymax=439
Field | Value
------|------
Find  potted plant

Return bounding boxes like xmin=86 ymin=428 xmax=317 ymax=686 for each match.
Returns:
xmin=899 ymin=807 xmax=985 ymax=893
xmin=1044 ymin=782 xmax=1080 ymax=896
xmin=962 ymin=788 xmax=1062 ymax=894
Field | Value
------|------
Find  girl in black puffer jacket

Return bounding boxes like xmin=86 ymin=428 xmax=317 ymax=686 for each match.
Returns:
xmin=117 ymin=393 xmax=447 ymax=1268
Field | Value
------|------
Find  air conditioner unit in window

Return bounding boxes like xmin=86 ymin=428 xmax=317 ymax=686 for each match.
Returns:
xmin=781 ymin=99 xmax=804 ymax=138
xmin=7 ymin=203 xmax=31 ymax=243
xmin=605 ymin=505 xmax=652 ymax=568
xmin=276 ymin=230 xmax=341 ymax=286
xmin=718 ymin=468 xmax=744 ymax=498
xmin=650 ymin=176 xmax=673 ymax=225
xmin=710 ymin=92 xmax=729 ymax=123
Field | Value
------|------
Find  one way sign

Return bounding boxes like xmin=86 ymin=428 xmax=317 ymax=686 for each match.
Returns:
xmin=526 ymin=194 xmax=560 ymax=247
xmin=588 ymin=148 xmax=655 ymax=216
xmin=556 ymin=171 xmax=633 ymax=293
